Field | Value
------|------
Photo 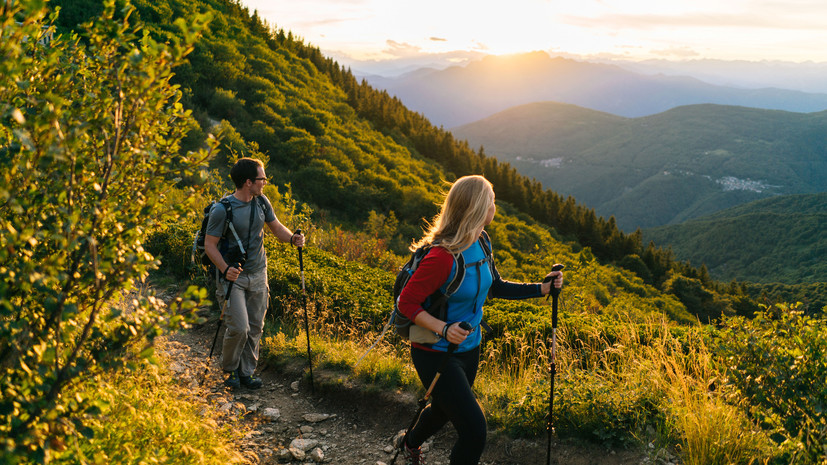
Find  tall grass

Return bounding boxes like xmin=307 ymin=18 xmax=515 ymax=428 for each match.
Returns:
xmin=49 ymin=356 xmax=248 ymax=465
xmin=262 ymin=303 xmax=775 ymax=464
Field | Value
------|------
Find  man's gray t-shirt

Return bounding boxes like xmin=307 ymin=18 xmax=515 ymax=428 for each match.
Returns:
xmin=206 ymin=194 xmax=277 ymax=275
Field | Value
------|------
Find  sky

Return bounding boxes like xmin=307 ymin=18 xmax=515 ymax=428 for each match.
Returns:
xmin=243 ymin=0 xmax=827 ymax=70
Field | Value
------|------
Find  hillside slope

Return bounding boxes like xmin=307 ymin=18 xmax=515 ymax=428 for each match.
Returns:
xmin=452 ymin=102 xmax=827 ymax=231
xmin=643 ymin=193 xmax=827 ymax=284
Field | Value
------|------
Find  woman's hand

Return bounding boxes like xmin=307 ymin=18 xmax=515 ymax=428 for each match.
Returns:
xmin=541 ymin=269 xmax=564 ymax=295
xmin=443 ymin=322 xmax=470 ymax=345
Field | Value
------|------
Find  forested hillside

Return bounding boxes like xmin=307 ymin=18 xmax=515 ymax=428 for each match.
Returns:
xmin=5 ymin=1 xmax=827 ymax=464
xmin=644 ymin=193 xmax=827 ymax=286
xmin=49 ymin=0 xmax=754 ymax=318
xmin=452 ymin=101 xmax=827 ymax=231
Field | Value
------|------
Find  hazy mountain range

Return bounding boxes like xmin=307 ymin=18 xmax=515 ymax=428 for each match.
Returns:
xmin=607 ymin=58 xmax=827 ymax=94
xmin=362 ymin=52 xmax=827 ymax=127
xmin=451 ymin=102 xmax=827 ymax=232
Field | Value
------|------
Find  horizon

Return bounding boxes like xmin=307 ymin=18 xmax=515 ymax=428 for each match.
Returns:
xmin=244 ymin=0 xmax=827 ymax=74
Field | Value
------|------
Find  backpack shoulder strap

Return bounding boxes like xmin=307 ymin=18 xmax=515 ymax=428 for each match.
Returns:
xmin=256 ymin=195 xmax=270 ymax=214
xmin=219 ymin=197 xmax=246 ymax=255
xmin=479 ymin=229 xmax=498 ymax=279
xmin=479 ymin=230 xmax=493 ymax=259
xmin=443 ymin=252 xmax=465 ymax=297
xmin=219 ymin=197 xmax=233 ymax=220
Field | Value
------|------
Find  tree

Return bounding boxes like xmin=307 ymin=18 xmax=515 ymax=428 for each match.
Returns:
xmin=0 ymin=1 xmax=210 ymax=461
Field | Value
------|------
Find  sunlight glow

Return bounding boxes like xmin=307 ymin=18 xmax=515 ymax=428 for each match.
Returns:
xmin=245 ymin=0 xmax=827 ymax=63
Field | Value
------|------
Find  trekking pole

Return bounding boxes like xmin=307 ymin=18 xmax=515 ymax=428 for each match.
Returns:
xmin=296 ymin=229 xmax=314 ymax=394
xmin=206 ymin=260 xmax=243 ymax=374
xmin=390 ymin=321 xmax=472 ymax=465
xmin=544 ymin=264 xmax=564 ymax=465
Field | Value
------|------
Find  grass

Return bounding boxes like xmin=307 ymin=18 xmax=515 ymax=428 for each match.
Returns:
xmin=260 ymin=308 xmax=777 ymax=464
xmin=49 ymin=351 xmax=249 ymax=465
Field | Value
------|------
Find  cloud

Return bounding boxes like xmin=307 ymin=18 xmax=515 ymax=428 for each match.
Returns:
xmin=650 ymin=46 xmax=701 ymax=58
xmin=383 ymin=40 xmax=424 ymax=57
xmin=430 ymin=37 xmax=448 ymax=42
xmin=472 ymin=40 xmax=490 ymax=51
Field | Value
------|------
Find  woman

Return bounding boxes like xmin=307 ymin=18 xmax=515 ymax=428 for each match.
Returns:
xmin=397 ymin=175 xmax=564 ymax=465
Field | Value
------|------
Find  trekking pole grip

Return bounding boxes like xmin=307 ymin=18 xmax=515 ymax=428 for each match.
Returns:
xmin=445 ymin=321 xmax=473 ymax=353
xmin=543 ymin=264 xmax=565 ymax=326
xmin=295 ymin=228 xmax=303 ymax=267
xmin=225 ymin=260 xmax=243 ymax=292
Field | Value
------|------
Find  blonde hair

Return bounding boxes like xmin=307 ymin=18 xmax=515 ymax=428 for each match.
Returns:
xmin=412 ymin=175 xmax=494 ymax=254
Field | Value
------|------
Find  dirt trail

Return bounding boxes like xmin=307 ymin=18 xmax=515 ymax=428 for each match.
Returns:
xmin=159 ymin=313 xmax=658 ymax=465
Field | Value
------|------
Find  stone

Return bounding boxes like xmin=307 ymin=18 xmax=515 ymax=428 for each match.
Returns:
xmin=276 ymin=448 xmax=293 ymax=462
xmin=289 ymin=447 xmax=306 ymax=461
xmin=303 ymin=413 xmax=335 ymax=423
xmin=290 ymin=438 xmax=319 ymax=452
xmin=309 ymin=447 xmax=324 ymax=462
xmin=261 ymin=407 xmax=281 ymax=421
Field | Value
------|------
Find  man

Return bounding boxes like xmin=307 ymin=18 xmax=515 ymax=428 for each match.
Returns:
xmin=204 ymin=158 xmax=305 ymax=389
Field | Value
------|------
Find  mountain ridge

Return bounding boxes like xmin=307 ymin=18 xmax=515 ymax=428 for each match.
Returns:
xmin=366 ymin=52 xmax=827 ymax=127
xmin=451 ymin=101 xmax=827 ymax=231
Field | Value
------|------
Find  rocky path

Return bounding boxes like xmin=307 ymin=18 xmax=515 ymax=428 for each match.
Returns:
xmin=159 ymin=316 xmax=656 ymax=465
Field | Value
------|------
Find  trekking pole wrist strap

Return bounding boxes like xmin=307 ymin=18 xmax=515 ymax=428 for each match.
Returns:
xmin=222 ymin=264 xmax=231 ymax=279
xmin=290 ymin=232 xmax=298 ymax=247
xmin=442 ymin=323 xmax=450 ymax=340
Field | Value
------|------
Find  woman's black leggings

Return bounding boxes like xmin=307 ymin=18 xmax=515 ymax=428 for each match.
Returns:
xmin=407 ymin=345 xmax=486 ymax=465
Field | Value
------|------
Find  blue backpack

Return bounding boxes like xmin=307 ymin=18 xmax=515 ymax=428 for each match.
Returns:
xmin=391 ymin=231 xmax=494 ymax=340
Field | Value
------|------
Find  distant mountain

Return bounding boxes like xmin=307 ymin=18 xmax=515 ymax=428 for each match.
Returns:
xmin=609 ymin=58 xmax=827 ymax=95
xmin=364 ymin=52 xmax=827 ymax=127
xmin=642 ymin=193 xmax=827 ymax=284
xmin=451 ymin=102 xmax=827 ymax=231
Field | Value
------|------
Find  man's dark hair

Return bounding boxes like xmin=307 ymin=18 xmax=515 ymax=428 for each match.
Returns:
xmin=230 ymin=158 xmax=264 ymax=188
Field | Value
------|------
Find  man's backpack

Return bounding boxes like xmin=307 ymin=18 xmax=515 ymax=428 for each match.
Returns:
xmin=391 ymin=231 xmax=494 ymax=340
xmin=191 ymin=197 xmax=246 ymax=275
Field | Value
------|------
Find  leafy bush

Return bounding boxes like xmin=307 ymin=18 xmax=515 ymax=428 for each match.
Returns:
xmin=715 ymin=304 xmax=827 ymax=464
xmin=0 ymin=2 xmax=210 ymax=460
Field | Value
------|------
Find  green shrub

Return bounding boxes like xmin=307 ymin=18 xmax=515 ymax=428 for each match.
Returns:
xmin=0 ymin=3 xmax=209 ymax=460
xmin=716 ymin=304 xmax=827 ymax=464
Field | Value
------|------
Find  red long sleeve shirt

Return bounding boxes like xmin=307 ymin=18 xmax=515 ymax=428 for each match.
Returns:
xmin=397 ymin=246 xmax=455 ymax=324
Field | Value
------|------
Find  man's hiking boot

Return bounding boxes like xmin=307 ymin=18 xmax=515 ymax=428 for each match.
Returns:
xmin=223 ymin=371 xmax=240 ymax=389
xmin=239 ymin=373 xmax=263 ymax=389
xmin=396 ymin=435 xmax=425 ymax=465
